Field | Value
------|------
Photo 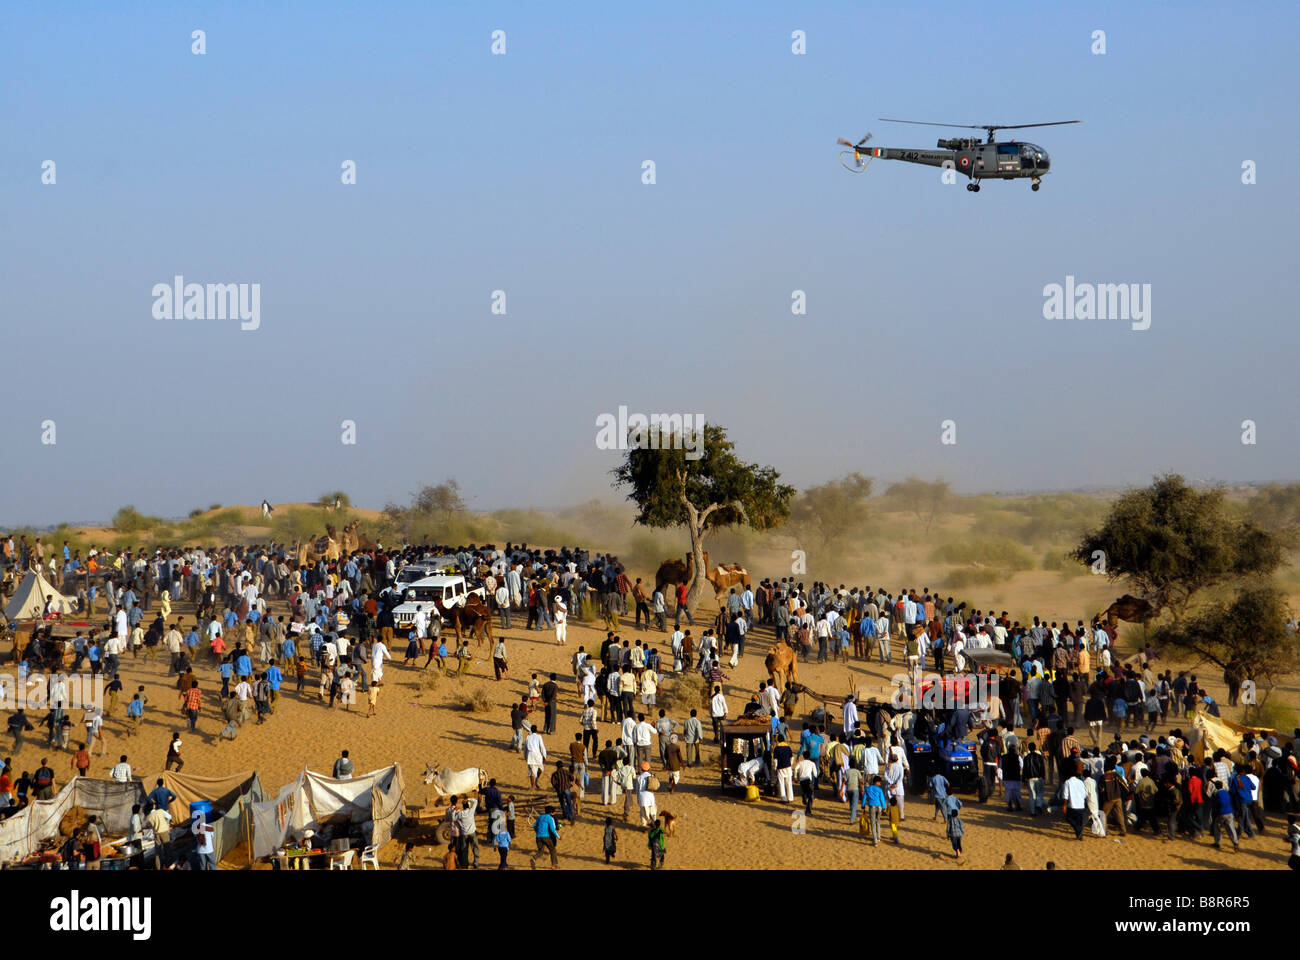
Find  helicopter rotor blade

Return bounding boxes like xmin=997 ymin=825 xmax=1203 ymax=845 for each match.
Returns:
xmin=987 ymin=120 xmax=1081 ymax=130
xmin=878 ymin=118 xmax=984 ymax=130
xmin=879 ymin=118 xmax=1081 ymax=132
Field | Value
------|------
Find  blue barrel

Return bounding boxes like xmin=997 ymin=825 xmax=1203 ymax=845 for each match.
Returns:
xmin=189 ymin=800 xmax=213 ymax=822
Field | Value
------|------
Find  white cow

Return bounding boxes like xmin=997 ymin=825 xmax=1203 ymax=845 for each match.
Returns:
xmin=423 ymin=763 xmax=487 ymax=798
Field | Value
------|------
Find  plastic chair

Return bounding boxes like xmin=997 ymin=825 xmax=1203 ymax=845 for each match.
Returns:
xmin=327 ymin=849 xmax=355 ymax=870
xmin=359 ymin=844 xmax=380 ymax=870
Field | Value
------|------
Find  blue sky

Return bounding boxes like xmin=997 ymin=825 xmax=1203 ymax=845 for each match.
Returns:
xmin=3 ymin=0 xmax=1297 ymax=525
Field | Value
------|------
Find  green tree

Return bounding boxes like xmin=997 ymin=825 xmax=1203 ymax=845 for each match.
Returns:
xmin=1150 ymin=583 xmax=1298 ymax=717
xmin=414 ymin=479 xmax=467 ymax=522
xmin=884 ymin=477 xmax=953 ymax=532
xmin=1071 ymin=474 xmax=1283 ymax=619
xmin=612 ymin=424 xmax=795 ymax=609
xmin=112 ymin=505 xmax=158 ymax=532
xmin=790 ymin=472 xmax=873 ymax=553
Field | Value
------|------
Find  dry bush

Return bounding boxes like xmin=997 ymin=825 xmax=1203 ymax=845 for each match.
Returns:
xmin=453 ymin=686 xmax=493 ymax=712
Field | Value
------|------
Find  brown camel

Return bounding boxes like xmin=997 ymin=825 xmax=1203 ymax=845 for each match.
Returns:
xmin=1097 ymin=595 xmax=1155 ymax=631
xmin=296 ymin=529 xmax=340 ymax=567
xmin=653 ymin=551 xmax=750 ymax=608
xmin=340 ymin=519 xmax=375 ymax=554
xmin=446 ymin=595 xmax=494 ymax=647
xmin=765 ymin=639 xmax=799 ymax=690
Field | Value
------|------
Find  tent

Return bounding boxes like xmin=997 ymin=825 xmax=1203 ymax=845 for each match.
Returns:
xmin=249 ymin=764 xmax=405 ymax=861
xmin=156 ymin=770 xmax=266 ymax=863
xmin=0 ymin=776 xmax=146 ymax=864
xmin=2 ymin=570 xmax=76 ymax=622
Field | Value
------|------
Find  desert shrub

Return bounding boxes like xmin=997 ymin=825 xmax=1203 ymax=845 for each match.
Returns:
xmin=453 ymin=686 xmax=493 ymax=712
xmin=944 ymin=566 xmax=1002 ymax=589
xmin=112 ymin=505 xmax=159 ymax=532
xmin=1244 ymin=698 xmax=1298 ymax=732
xmin=930 ymin=536 xmax=1034 ymax=572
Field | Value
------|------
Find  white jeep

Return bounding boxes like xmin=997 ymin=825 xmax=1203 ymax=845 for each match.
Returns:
xmin=392 ymin=574 xmax=486 ymax=630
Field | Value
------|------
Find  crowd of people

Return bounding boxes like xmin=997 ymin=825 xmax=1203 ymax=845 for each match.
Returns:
xmin=3 ymin=533 xmax=1298 ymax=870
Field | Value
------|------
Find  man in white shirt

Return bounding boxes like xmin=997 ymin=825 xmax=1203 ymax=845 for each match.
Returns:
xmin=524 ymin=729 xmax=547 ymax=788
xmin=633 ymin=714 xmax=654 ymax=767
xmin=371 ymin=638 xmax=391 ymax=684
xmin=842 ymin=695 xmax=859 ymax=738
xmin=109 ymin=755 xmax=133 ymax=782
xmin=621 ymin=714 xmax=637 ymax=758
xmin=710 ymin=686 xmax=728 ymax=743
xmin=553 ymin=597 xmax=567 ymax=645
xmin=413 ymin=607 xmax=429 ymax=651
xmin=861 ymin=738 xmax=884 ymax=776
xmin=759 ymin=682 xmax=780 ymax=717
xmin=1061 ymin=772 xmax=1088 ymax=839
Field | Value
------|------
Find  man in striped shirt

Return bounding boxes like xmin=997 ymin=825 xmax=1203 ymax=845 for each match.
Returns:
xmin=181 ymin=681 xmax=202 ymax=732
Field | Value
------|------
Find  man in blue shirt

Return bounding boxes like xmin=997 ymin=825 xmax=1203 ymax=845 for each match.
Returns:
xmin=218 ymin=658 xmax=234 ymax=698
xmin=147 ymin=778 xmax=177 ymax=813
xmin=235 ymin=651 xmax=252 ymax=681
xmin=265 ymin=660 xmax=283 ymax=713
xmin=929 ymin=771 xmax=952 ymax=820
xmin=533 ymin=805 xmax=560 ymax=868
xmin=864 ymin=776 xmax=887 ymax=845
xmin=1211 ymin=778 xmax=1240 ymax=852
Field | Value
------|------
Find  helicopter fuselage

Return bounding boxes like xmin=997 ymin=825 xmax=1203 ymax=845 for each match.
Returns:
xmin=859 ymin=139 xmax=1052 ymax=181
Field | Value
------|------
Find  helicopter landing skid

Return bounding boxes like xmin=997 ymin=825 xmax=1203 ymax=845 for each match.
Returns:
xmin=839 ymin=150 xmax=872 ymax=173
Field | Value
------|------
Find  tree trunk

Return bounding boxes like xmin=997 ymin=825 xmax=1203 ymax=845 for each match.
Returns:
xmin=685 ymin=523 xmax=711 ymax=614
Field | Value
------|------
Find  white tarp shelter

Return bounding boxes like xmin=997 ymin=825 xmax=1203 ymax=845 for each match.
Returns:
xmin=0 ymin=776 xmax=145 ymax=864
xmin=3 ymin=570 xmax=76 ymax=622
xmin=249 ymin=764 xmax=404 ymax=861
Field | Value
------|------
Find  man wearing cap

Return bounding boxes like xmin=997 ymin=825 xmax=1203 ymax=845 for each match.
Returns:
xmin=635 ymin=762 xmax=657 ymax=826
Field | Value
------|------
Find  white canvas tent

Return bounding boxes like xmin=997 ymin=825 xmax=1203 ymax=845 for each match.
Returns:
xmin=249 ymin=764 xmax=404 ymax=861
xmin=3 ymin=570 xmax=76 ymax=622
xmin=0 ymin=776 xmax=146 ymax=864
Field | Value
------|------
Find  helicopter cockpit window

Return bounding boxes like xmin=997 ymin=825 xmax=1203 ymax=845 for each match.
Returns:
xmin=996 ymin=143 xmax=1019 ymax=155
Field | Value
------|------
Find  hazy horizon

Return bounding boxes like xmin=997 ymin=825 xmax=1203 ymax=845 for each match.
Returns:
xmin=4 ymin=1 xmax=1297 ymax=528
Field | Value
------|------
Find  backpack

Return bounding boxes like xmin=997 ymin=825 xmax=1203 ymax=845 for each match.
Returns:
xmin=33 ymin=767 xmax=54 ymax=788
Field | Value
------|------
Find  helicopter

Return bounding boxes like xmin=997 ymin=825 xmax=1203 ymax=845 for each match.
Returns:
xmin=838 ymin=118 xmax=1080 ymax=192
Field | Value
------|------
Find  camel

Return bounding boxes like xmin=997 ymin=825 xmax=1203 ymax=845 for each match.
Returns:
xmin=765 ymin=638 xmax=799 ymax=690
xmin=653 ymin=551 xmax=750 ymax=608
xmin=444 ymin=595 xmax=495 ymax=647
xmin=340 ymin=519 xmax=374 ymax=555
xmin=1097 ymin=594 xmax=1155 ymax=631
xmin=296 ymin=526 xmax=340 ymax=567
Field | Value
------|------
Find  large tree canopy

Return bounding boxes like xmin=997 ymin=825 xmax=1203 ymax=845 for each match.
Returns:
xmin=612 ymin=423 xmax=794 ymax=608
xmin=883 ymin=477 xmax=953 ymax=532
xmin=1072 ymin=473 xmax=1283 ymax=618
xmin=790 ymin=472 xmax=874 ymax=553
xmin=1151 ymin=583 xmax=1297 ymax=713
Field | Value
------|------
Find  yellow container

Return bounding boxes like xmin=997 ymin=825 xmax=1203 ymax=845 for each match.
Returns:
xmin=745 ymin=784 xmax=760 ymax=802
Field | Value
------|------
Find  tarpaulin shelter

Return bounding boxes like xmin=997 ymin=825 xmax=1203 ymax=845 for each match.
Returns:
xmin=249 ymin=764 xmax=404 ymax=861
xmin=0 ymin=776 xmax=145 ymax=864
xmin=1189 ymin=705 xmax=1290 ymax=762
xmin=2 ymin=570 xmax=76 ymax=622
xmin=156 ymin=770 xmax=265 ymax=863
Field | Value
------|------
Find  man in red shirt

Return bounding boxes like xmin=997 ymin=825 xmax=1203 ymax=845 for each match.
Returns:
xmin=71 ymin=743 xmax=91 ymax=778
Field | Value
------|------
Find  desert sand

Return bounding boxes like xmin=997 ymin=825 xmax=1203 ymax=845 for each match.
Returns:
xmin=16 ymin=586 xmax=1292 ymax=872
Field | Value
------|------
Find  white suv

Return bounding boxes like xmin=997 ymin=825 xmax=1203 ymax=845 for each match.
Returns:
xmin=392 ymin=575 xmax=486 ymax=630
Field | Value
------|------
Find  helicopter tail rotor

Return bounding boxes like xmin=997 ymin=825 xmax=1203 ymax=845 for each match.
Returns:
xmin=836 ymin=132 xmax=873 ymax=150
xmin=837 ymin=133 xmax=873 ymax=172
